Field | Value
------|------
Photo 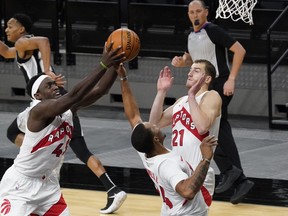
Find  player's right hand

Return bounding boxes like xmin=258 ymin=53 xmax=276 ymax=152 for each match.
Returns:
xmin=116 ymin=63 xmax=127 ymax=78
xmin=157 ymin=66 xmax=174 ymax=92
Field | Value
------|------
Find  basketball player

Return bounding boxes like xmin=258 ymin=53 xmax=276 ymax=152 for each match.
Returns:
xmin=0 ymin=13 xmax=126 ymax=213
xmin=116 ymin=63 xmax=218 ymax=215
xmin=0 ymin=43 xmax=125 ymax=215
xmin=149 ymin=60 xmax=221 ymax=202
xmin=171 ymin=0 xmax=254 ymax=204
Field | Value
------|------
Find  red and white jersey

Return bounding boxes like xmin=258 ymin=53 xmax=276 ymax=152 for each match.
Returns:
xmin=14 ymin=102 xmax=74 ymax=178
xmin=138 ymin=151 xmax=208 ymax=216
xmin=171 ymin=92 xmax=220 ymax=196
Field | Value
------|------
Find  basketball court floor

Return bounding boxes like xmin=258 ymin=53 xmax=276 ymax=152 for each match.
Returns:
xmin=61 ymin=188 xmax=288 ymax=216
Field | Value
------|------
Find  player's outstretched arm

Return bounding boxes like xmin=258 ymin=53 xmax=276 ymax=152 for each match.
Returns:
xmin=33 ymin=42 xmax=124 ymax=120
xmin=72 ymin=67 xmax=118 ymax=110
xmin=0 ymin=40 xmax=16 ymax=58
xmin=116 ymin=64 xmax=142 ymax=129
xmin=149 ymin=66 xmax=174 ymax=128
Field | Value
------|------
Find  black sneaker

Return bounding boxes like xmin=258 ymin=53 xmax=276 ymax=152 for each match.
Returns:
xmin=215 ymin=165 xmax=242 ymax=194
xmin=230 ymin=179 xmax=255 ymax=204
xmin=100 ymin=191 xmax=127 ymax=214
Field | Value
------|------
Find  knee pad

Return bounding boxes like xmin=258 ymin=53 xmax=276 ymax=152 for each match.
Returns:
xmin=7 ymin=118 xmax=22 ymax=143
xmin=69 ymin=136 xmax=93 ymax=164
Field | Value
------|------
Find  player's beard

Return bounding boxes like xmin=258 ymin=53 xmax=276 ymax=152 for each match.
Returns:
xmin=194 ymin=19 xmax=200 ymax=26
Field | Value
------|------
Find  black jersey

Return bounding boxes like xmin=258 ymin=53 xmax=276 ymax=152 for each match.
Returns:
xmin=16 ymin=34 xmax=53 ymax=83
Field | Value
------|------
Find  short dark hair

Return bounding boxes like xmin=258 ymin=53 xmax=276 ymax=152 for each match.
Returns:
xmin=26 ymin=73 xmax=45 ymax=98
xmin=131 ymin=123 xmax=154 ymax=154
xmin=194 ymin=59 xmax=216 ymax=87
xmin=12 ymin=13 xmax=33 ymax=33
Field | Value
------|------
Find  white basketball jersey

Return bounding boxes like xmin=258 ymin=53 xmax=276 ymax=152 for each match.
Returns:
xmin=14 ymin=104 xmax=74 ymax=178
xmin=172 ymin=92 xmax=221 ymax=196
xmin=138 ymin=151 xmax=208 ymax=216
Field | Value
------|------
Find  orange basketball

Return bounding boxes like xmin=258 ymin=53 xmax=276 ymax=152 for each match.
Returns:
xmin=106 ymin=28 xmax=140 ymax=62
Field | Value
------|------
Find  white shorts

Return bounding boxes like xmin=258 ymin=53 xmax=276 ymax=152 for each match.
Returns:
xmin=0 ymin=165 xmax=70 ymax=216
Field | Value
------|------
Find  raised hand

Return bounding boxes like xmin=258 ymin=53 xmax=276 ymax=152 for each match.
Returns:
xmin=45 ymin=70 xmax=66 ymax=88
xmin=101 ymin=42 xmax=125 ymax=68
xmin=157 ymin=66 xmax=174 ymax=92
xmin=116 ymin=63 xmax=127 ymax=78
xmin=188 ymin=73 xmax=206 ymax=98
xmin=200 ymin=135 xmax=218 ymax=161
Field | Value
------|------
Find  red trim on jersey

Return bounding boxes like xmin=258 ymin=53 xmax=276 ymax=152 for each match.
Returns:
xmin=172 ymin=107 xmax=208 ymax=141
xmin=43 ymin=194 xmax=67 ymax=215
xmin=31 ymin=121 xmax=73 ymax=153
xmin=201 ymin=186 xmax=212 ymax=206
xmin=160 ymin=186 xmax=173 ymax=209
xmin=182 ymin=199 xmax=188 ymax=206
xmin=185 ymin=160 xmax=194 ymax=171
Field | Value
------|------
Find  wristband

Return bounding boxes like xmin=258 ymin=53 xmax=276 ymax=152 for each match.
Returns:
xmin=100 ymin=61 xmax=109 ymax=70
xmin=201 ymin=158 xmax=211 ymax=164
xmin=120 ymin=76 xmax=128 ymax=81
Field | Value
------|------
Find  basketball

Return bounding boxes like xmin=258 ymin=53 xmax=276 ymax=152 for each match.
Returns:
xmin=106 ymin=28 xmax=140 ymax=62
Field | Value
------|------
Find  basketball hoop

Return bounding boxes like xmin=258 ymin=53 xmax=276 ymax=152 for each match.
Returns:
xmin=216 ymin=0 xmax=258 ymax=25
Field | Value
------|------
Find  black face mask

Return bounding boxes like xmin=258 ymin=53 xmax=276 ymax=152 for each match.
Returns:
xmin=194 ymin=20 xmax=200 ymax=26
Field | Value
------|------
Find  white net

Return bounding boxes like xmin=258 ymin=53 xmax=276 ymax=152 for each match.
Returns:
xmin=216 ymin=0 xmax=258 ymax=25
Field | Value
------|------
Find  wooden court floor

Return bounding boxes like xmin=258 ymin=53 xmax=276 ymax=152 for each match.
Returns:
xmin=62 ymin=188 xmax=287 ymax=216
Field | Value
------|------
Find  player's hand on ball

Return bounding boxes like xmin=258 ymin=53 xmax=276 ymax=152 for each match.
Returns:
xmin=101 ymin=41 xmax=126 ymax=68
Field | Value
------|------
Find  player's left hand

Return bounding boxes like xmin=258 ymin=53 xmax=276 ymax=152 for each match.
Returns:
xmin=200 ymin=135 xmax=218 ymax=161
xmin=54 ymin=74 xmax=66 ymax=88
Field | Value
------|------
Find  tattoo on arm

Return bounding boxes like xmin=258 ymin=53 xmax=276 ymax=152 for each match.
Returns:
xmin=189 ymin=161 xmax=209 ymax=192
